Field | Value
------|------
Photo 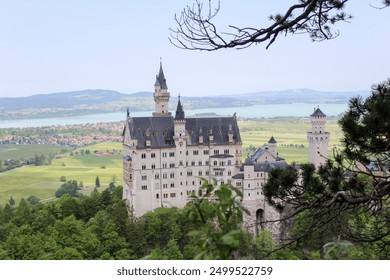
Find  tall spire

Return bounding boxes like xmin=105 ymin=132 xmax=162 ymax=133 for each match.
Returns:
xmin=175 ymin=94 xmax=185 ymax=120
xmin=155 ymin=60 xmax=168 ymax=90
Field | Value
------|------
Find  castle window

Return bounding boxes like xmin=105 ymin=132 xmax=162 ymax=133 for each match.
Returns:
xmin=198 ymin=170 xmax=203 ymax=176
xmin=206 ymin=171 xmax=209 ymax=176
xmin=236 ymin=182 xmax=242 ymax=187
xmin=163 ymin=162 xmax=167 ymax=168
xmin=142 ymin=164 xmax=146 ymax=170
xmin=151 ymin=164 xmax=156 ymax=169
xmin=205 ymin=161 xmax=209 ymax=165
xmin=169 ymin=163 xmax=175 ymax=168
xmin=228 ymin=160 xmax=231 ymax=165
xmin=162 ymin=152 xmax=167 ymax=157
xmin=163 ymin=193 xmax=168 ymax=198
xmin=153 ymin=131 xmax=158 ymax=137
xmin=169 ymin=152 xmax=175 ymax=157
xmin=163 ymin=184 xmax=168 ymax=189
xmin=228 ymin=171 xmax=231 ymax=176
xmin=248 ymin=193 xmax=251 ymax=197
xmin=170 ymin=183 xmax=175 ymax=188
xmin=191 ymin=161 xmax=195 ymax=166
xmin=187 ymin=171 xmax=193 ymax=176
xmin=163 ymin=173 xmax=167 ymax=179
xmin=214 ymin=149 xmax=219 ymax=155
xmin=155 ymin=173 xmax=159 ymax=179
xmin=193 ymin=150 xmax=199 ymax=155
xmin=141 ymin=153 xmax=146 ymax=159
xmin=170 ymin=173 xmax=175 ymax=179
xmin=151 ymin=153 xmax=156 ymax=158
xmin=213 ymin=161 xmax=217 ymax=166
xmin=141 ymin=175 xmax=147 ymax=180
xmin=198 ymin=161 xmax=202 ymax=166
xmin=141 ymin=185 xmax=147 ymax=190
xmin=203 ymin=150 xmax=209 ymax=155
xmin=224 ymin=149 xmax=229 ymax=154
xmin=170 ymin=193 xmax=176 ymax=198
xmin=156 ymin=194 xmax=159 ymax=199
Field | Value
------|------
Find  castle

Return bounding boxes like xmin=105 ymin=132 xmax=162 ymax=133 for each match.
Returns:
xmin=122 ymin=62 xmax=329 ymax=235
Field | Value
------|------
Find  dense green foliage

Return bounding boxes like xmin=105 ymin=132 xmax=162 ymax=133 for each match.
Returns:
xmin=1 ymin=180 xmax=385 ymax=259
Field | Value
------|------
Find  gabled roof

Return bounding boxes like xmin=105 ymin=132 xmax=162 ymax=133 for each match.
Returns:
xmin=125 ymin=115 xmax=242 ymax=149
xmin=311 ymin=107 xmax=326 ymax=117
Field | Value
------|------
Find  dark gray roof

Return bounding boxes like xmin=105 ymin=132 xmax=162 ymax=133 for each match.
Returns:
xmin=185 ymin=116 xmax=241 ymax=145
xmin=240 ymin=161 xmax=288 ymax=172
xmin=251 ymin=147 xmax=267 ymax=161
xmin=268 ymin=136 xmax=277 ymax=144
xmin=154 ymin=62 xmax=168 ymax=89
xmin=125 ymin=115 xmax=241 ymax=149
xmin=232 ymin=173 xmax=244 ymax=180
xmin=175 ymin=97 xmax=185 ymax=120
xmin=311 ymin=107 xmax=326 ymax=117
xmin=210 ymin=154 xmax=234 ymax=159
xmin=126 ymin=116 xmax=175 ymax=148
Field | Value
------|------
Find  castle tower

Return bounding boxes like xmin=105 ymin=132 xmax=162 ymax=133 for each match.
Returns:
xmin=153 ymin=61 xmax=171 ymax=116
xmin=268 ymin=136 xmax=277 ymax=158
xmin=307 ymin=107 xmax=330 ymax=168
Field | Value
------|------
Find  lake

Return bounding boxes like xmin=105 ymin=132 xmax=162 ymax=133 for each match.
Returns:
xmin=0 ymin=103 xmax=349 ymax=128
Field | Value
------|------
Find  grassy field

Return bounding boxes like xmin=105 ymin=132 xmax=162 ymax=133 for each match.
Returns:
xmin=0 ymin=117 xmax=343 ymax=207
xmin=239 ymin=117 xmax=342 ymax=163
xmin=0 ymin=142 xmax=123 ymax=206
xmin=0 ymin=144 xmax=65 ymax=161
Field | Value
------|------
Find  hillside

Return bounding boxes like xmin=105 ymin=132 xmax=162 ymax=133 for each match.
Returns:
xmin=0 ymin=89 xmax=369 ymax=120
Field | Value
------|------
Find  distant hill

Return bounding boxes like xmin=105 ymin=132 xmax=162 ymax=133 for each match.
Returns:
xmin=0 ymin=89 xmax=370 ymax=120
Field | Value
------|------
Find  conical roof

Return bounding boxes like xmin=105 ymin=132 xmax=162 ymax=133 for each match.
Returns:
xmin=175 ymin=96 xmax=185 ymax=120
xmin=154 ymin=62 xmax=168 ymax=89
xmin=310 ymin=107 xmax=326 ymax=117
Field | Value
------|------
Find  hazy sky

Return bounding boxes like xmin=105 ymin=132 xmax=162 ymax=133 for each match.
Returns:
xmin=0 ymin=0 xmax=389 ymax=98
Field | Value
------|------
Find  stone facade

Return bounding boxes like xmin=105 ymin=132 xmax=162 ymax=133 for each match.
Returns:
xmin=307 ymin=107 xmax=330 ymax=168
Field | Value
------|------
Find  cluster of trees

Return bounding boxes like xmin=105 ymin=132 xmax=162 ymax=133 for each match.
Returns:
xmin=0 ymin=153 xmax=53 ymax=173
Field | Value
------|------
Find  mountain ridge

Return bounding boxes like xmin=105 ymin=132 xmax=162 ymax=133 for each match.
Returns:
xmin=0 ymin=89 xmax=370 ymax=120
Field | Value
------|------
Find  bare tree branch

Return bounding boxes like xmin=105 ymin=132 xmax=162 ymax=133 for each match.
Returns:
xmin=169 ymin=0 xmax=358 ymax=51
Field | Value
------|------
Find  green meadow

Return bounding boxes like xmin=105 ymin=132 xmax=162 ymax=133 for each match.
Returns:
xmin=0 ymin=144 xmax=65 ymax=161
xmin=0 ymin=142 xmax=123 ymax=206
xmin=0 ymin=118 xmax=343 ymax=206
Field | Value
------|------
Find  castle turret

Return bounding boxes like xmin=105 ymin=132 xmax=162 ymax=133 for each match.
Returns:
xmin=268 ymin=136 xmax=277 ymax=158
xmin=307 ymin=107 xmax=330 ymax=168
xmin=153 ymin=61 xmax=171 ymax=116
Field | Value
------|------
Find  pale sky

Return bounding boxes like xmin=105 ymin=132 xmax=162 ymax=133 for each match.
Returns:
xmin=0 ymin=0 xmax=389 ymax=98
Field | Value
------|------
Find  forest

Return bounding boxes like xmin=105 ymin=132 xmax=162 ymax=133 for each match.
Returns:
xmin=0 ymin=181 xmax=387 ymax=260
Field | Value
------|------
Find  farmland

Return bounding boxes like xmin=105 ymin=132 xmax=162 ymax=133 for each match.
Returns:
xmin=0 ymin=142 xmax=123 ymax=206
